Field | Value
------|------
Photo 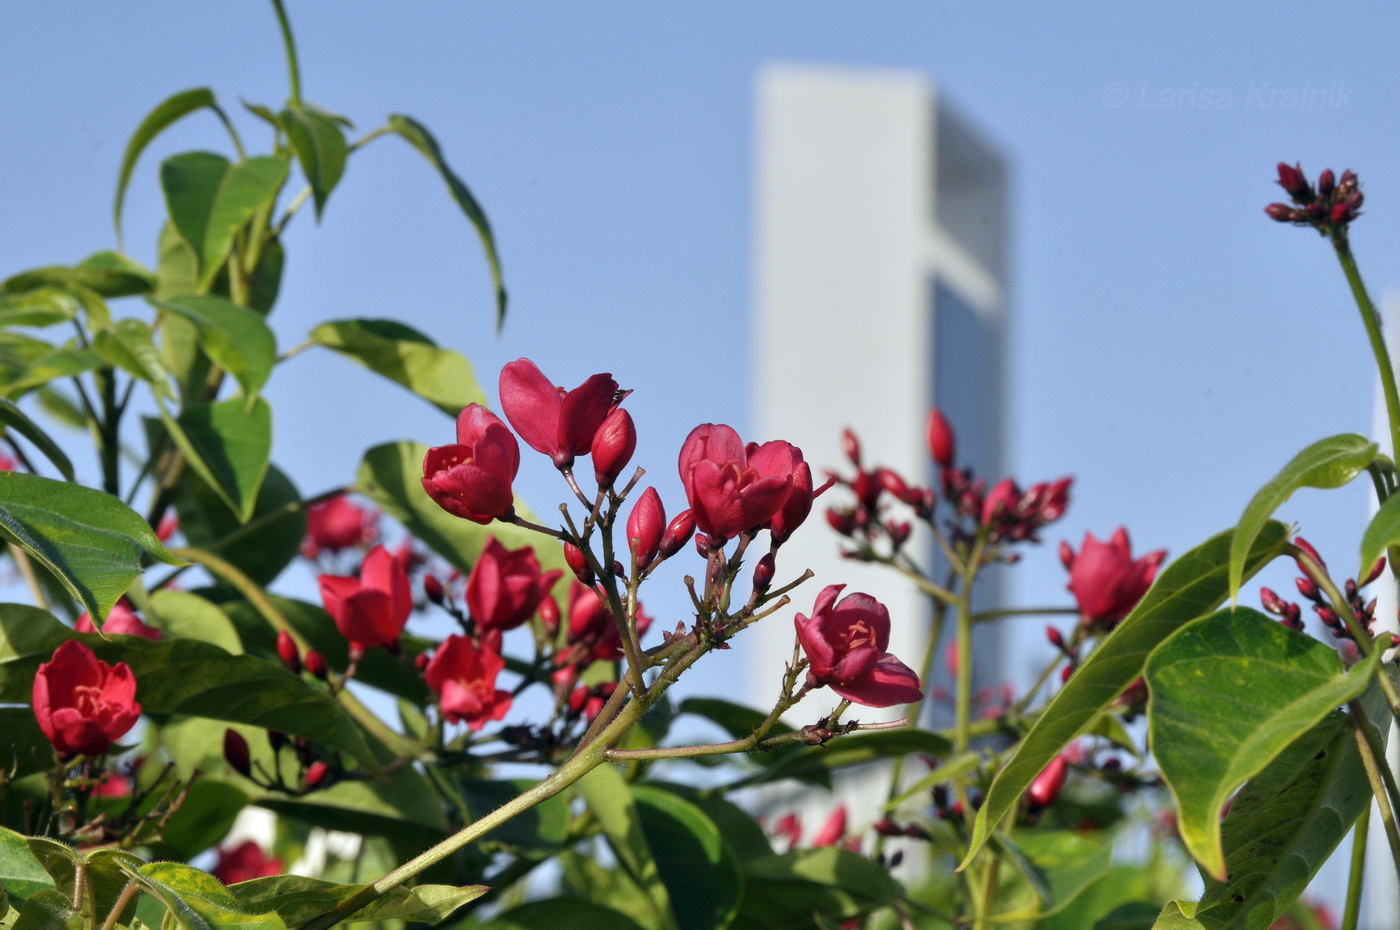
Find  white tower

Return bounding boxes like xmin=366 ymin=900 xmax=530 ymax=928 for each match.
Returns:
xmin=750 ymin=64 xmax=1010 ymax=726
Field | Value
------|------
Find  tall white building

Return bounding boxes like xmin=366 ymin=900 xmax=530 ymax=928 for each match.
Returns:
xmin=749 ymin=64 xmax=1010 ymax=726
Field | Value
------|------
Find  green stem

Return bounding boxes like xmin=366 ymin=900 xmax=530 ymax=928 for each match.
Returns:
xmin=970 ymin=606 xmax=1078 ymax=622
xmin=954 ymin=540 xmax=985 ymax=755
xmin=1334 ymin=236 xmax=1400 ymax=465
xmin=1342 ymin=804 xmax=1369 ymax=930
xmin=98 ymin=881 xmax=140 ymax=930
xmin=1349 ymin=697 xmax=1400 ymax=888
xmin=269 ymin=0 xmax=302 ymax=107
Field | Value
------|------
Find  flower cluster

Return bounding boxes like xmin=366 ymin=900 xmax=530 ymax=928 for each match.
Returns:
xmin=1266 ymin=162 xmax=1364 ymax=233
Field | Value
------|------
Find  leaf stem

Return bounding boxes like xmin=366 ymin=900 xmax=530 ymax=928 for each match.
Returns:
xmin=1342 ymin=803 xmax=1369 ymax=930
xmin=1348 ymin=697 xmax=1400 ymax=888
xmin=268 ymin=0 xmax=302 ymax=107
xmin=98 ymin=880 xmax=140 ymax=930
xmin=1334 ymin=235 xmax=1400 ymax=466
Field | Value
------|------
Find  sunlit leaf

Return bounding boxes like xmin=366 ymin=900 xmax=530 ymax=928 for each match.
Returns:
xmin=310 ymin=319 xmax=487 ymax=416
xmin=114 ymin=88 xmax=218 ymax=244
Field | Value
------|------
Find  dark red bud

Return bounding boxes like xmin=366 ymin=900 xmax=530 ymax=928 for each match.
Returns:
xmin=567 ymin=685 xmax=590 ymax=715
xmin=414 ymin=652 xmax=430 ymax=671
xmin=888 ymin=521 xmax=911 ymax=548
xmin=564 ymin=542 xmax=595 ymax=584
xmin=1318 ymin=169 xmax=1335 ymax=196
xmin=592 ymin=408 xmax=636 ymax=487
xmin=873 ymin=819 xmax=902 ymax=837
xmin=1060 ymin=664 xmax=1075 ymax=683
xmin=877 ymin=468 xmax=910 ymax=501
xmin=1259 ymin=587 xmax=1286 ymax=615
xmin=276 ymin=630 xmax=301 ymax=674
xmin=1027 ymin=754 xmax=1069 ymax=810
xmin=1046 ymin=626 xmax=1064 ymax=649
xmin=424 ymin=574 xmax=445 ymax=605
xmin=841 ymin=428 xmax=861 ymax=467
xmin=268 ymin=730 xmax=288 ymax=752
xmin=304 ymin=760 xmax=329 ymax=789
xmin=304 ymin=649 xmax=329 ymax=680
xmin=927 ymin=408 xmax=955 ymax=468
xmin=1364 ymin=557 xmax=1387 ymax=586
xmin=659 ymin=509 xmax=696 ymax=558
xmin=223 ymin=729 xmax=252 ymax=777
xmin=1264 ymin=203 xmax=1297 ymax=222
xmin=1331 ymin=202 xmax=1351 ymax=223
xmin=627 ymin=487 xmax=665 ymax=568
xmin=1276 ymin=161 xmax=1311 ymax=200
xmin=825 ymin=508 xmax=856 ymax=537
xmin=753 ymin=552 xmax=775 ymax=593
xmin=694 ymin=532 xmax=710 ymax=557
xmin=539 ymin=596 xmax=560 ymax=637
xmin=1294 ymin=537 xmax=1326 ymax=575
xmin=1296 ymin=576 xmax=1322 ymax=602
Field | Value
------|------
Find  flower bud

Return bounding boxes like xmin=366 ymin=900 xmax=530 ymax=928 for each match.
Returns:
xmin=539 ymin=596 xmax=560 ymax=637
xmin=873 ymin=819 xmax=902 ymax=837
xmin=926 ymin=408 xmax=955 ymax=469
xmin=1259 ymin=587 xmax=1286 ymax=615
xmin=1364 ymin=557 xmax=1387 ymax=586
xmin=841 ymin=428 xmax=861 ymax=466
xmin=659 ymin=509 xmax=696 ymax=558
xmin=877 ymin=468 xmax=910 ymax=502
xmin=1295 ymin=576 xmax=1321 ymax=602
xmin=224 ymin=729 xmax=252 ymax=777
xmin=1046 ymin=625 xmax=1064 ymax=650
xmin=567 ymin=685 xmax=590 ymax=715
xmin=1318 ymin=168 xmax=1335 ymax=197
xmin=564 ymin=542 xmax=595 ymax=584
xmin=591 ymin=408 xmax=636 ymax=487
xmin=826 ymin=508 xmax=856 ymax=537
xmin=1276 ymin=161 xmax=1311 ymax=201
xmin=627 ymin=487 xmax=665 ymax=568
xmin=424 ymin=574 xmax=445 ymax=605
xmin=1264 ymin=203 xmax=1297 ymax=222
xmin=752 ymin=552 xmax=775 ymax=593
xmin=980 ymin=478 xmax=1019 ymax=525
xmin=1027 ymin=755 xmax=1069 ymax=810
xmin=304 ymin=760 xmax=329 ymax=790
xmin=414 ymin=652 xmax=430 ymax=671
xmin=276 ymin=630 xmax=301 ymax=674
xmin=304 ymin=649 xmax=329 ymax=680
xmin=888 ymin=521 xmax=911 ymax=548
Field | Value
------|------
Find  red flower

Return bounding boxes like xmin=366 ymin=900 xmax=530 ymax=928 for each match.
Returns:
xmin=499 ymin=358 xmax=619 ymax=469
xmin=564 ymin=581 xmax=651 ymax=663
xmin=424 ymin=634 xmax=512 ymax=730
xmin=32 ymin=640 xmax=141 ymax=758
xmin=212 ymin=840 xmax=283 ymax=885
xmin=74 ymin=600 xmax=160 ymax=640
xmin=795 ymin=585 xmax=923 ymax=708
xmin=300 ymin=495 xmax=378 ymax=559
xmin=319 ymin=545 xmax=413 ymax=651
xmin=752 ymin=441 xmax=824 ymax=546
xmin=465 ymin=536 xmax=563 ymax=633
xmin=422 ymin=404 xmax=520 ymax=524
xmin=677 ymin=424 xmax=794 ymax=543
xmin=1061 ymin=528 xmax=1166 ymax=630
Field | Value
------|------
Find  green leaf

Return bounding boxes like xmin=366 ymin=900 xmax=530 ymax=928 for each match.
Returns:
xmin=25 ymin=844 xmax=142 ymax=930
xmin=0 ymin=830 xmax=53 ymax=908
xmin=92 ymin=318 xmax=173 ymax=400
xmin=733 ymin=848 xmax=901 ymax=930
xmin=578 ymin=765 xmax=676 ymax=930
xmin=163 ymin=397 xmax=272 ymax=523
xmin=0 ymin=606 xmax=376 ymax=769
xmin=161 ymin=154 xmax=288 ymax=291
xmin=884 ymin=751 xmax=981 ymax=810
xmin=310 ymin=319 xmax=488 ymax=417
xmin=9 ymin=890 xmax=81 ymax=930
xmin=1146 ymin=607 xmax=1380 ymax=879
xmin=754 ymin=728 xmax=951 ymax=788
xmin=0 ymin=289 xmax=80 ymax=329
xmin=480 ymin=899 xmax=648 ymax=930
xmin=1361 ymin=490 xmax=1400 ymax=581
xmin=388 ymin=114 xmax=507 ymax=330
xmin=146 ymin=590 xmax=243 ymax=654
xmin=357 ymin=441 xmax=568 ymax=580
xmin=631 ymin=786 xmax=743 ymax=930
xmin=127 ymin=862 xmax=285 ymax=930
xmin=0 ymin=399 xmax=73 ymax=480
xmin=173 ymin=464 xmax=304 ymax=588
xmin=649 ymin=782 xmax=773 ymax=863
xmin=994 ymin=830 xmax=1114 ymax=920
xmin=962 ymin=521 xmax=1290 ymax=869
xmin=149 ymin=780 xmax=250 ymax=862
xmin=228 ymin=874 xmax=483 ymax=925
xmin=0 ymin=473 xmax=180 ymax=620
xmin=0 ymin=709 xmax=54 ymax=778
xmin=279 ymin=105 xmax=348 ymax=220
xmin=5 ymin=348 xmax=105 ymax=398
xmin=114 ymin=88 xmax=218 ymax=244
xmin=154 ymin=296 xmax=276 ymax=400
xmin=1 ymin=255 xmax=153 ymax=300
xmin=1228 ymin=433 xmax=1376 ymax=602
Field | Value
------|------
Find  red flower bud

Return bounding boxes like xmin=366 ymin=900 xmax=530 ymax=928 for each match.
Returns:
xmin=223 ymin=729 xmax=252 ymax=777
xmin=592 ymin=408 xmax=637 ymax=487
xmin=659 ymin=509 xmax=696 ymax=558
xmin=1045 ymin=626 xmax=1064 ymax=650
xmin=568 ymin=684 xmax=590 ymax=715
xmin=826 ymin=508 xmax=856 ymax=537
xmin=1318 ymin=168 xmax=1335 ymax=197
xmin=752 ymin=552 xmax=775 ymax=593
xmin=1264 ymin=203 xmax=1298 ymax=222
xmin=888 ymin=521 xmax=911 ymax=548
xmin=564 ymin=542 xmax=595 ymax=584
xmin=539 ymin=596 xmax=560 ymax=637
xmin=841 ymin=428 xmax=861 ymax=467
xmin=304 ymin=649 xmax=329 ymax=680
xmin=414 ymin=652 xmax=430 ymax=671
xmin=980 ymin=478 xmax=1019 ymax=525
xmin=276 ymin=630 xmax=301 ymax=674
xmin=1364 ymin=557 xmax=1387 ymax=586
xmin=1295 ymin=576 xmax=1321 ymax=602
xmin=627 ymin=487 xmax=666 ymax=569
xmin=1276 ymin=161 xmax=1312 ymax=201
xmin=424 ymin=574 xmax=445 ymax=605
xmin=304 ymin=760 xmax=330 ymax=790
xmin=1027 ymin=754 xmax=1069 ymax=810
xmin=926 ymin=409 xmax=955 ymax=469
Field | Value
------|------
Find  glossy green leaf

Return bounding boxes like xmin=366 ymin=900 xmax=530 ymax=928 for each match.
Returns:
xmin=388 ymin=114 xmax=507 ymax=329
xmin=160 ymin=153 xmax=288 ymax=290
xmin=481 ymin=899 xmax=649 ymax=930
xmin=146 ymin=589 xmax=243 ymax=654
xmin=92 ymin=318 xmax=172 ymax=400
xmin=310 ymin=319 xmax=488 ymax=417
xmin=1360 ymin=490 xmax=1400 ymax=582
xmin=0 ymin=399 xmax=73 ymax=480
xmin=1228 ymin=433 xmax=1376 ymax=602
xmin=650 ymin=782 xmax=773 ymax=863
xmin=732 ymin=848 xmax=901 ymax=930
xmin=0 ymin=829 xmax=52 ymax=908
xmin=578 ymin=765 xmax=675 ymax=930
xmin=163 ymin=397 xmax=272 ymax=523
xmin=154 ymin=296 xmax=276 ymax=399
xmin=279 ymin=105 xmax=348 ymax=219
xmin=5 ymin=348 xmax=104 ymax=398
xmin=25 ymin=844 xmax=142 ymax=930
xmin=357 ymin=441 xmax=568 ymax=580
xmin=0 ymin=606 xmax=375 ymax=768
xmin=114 ymin=88 xmax=217 ymax=244
xmin=0 ymin=473 xmax=180 ymax=620
xmin=994 ymin=830 xmax=1114 ymax=920
xmin=963 ymin=522 xmax=1290 ymax=869
xmin=228 ymin=874 xmax=483 ymax=925
xmin=174 ymin=463 xmax=304 ymax=588
xmin=632 ymin=786 xmax=743 ymax=930
xmin=1146 ymin=607 xmax=1379 ymax=879
xmin=0 ymin=289 xmax=80 ymax=329
xmin=1 ymin=254 xmax=154 ymax=300
xmin=9 ymin=890 xmax=81 ymax=930
xmin=128 ymin=862 xmax=285 ymax=930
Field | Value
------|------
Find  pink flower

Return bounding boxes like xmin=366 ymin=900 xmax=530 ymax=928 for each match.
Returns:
xmin=677 ymin=424 xmax=795 ymax=543
xmin=32 ymin=640 xmax=141 ymax=758
xmin=795 ymin=585 xmax=923 ymax=708
xmin=424 ymin=634 xmax=512 ymax=730
xmin=1061 ymin=528 xmax=1166 ymax=630
xmin=212 ymin=840 xmax=283 ymax=885
xmin=499 ymin=358 xmax=618 ymax=469
xmin=422 ymin=404 xmax=520 ymax=524
xmin=74 ymin=600 xmax=160 ymax=640
xmin=300 ymin=495 xmax=378 ymax=559
xmin=465 ymin=536 xmax=563 ymax=633
xmin=319 ymin=545 xmax=413 ymax=651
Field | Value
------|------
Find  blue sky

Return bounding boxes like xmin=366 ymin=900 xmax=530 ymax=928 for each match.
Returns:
xmin=4 ymin=2 xmax=1400 ymax=690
